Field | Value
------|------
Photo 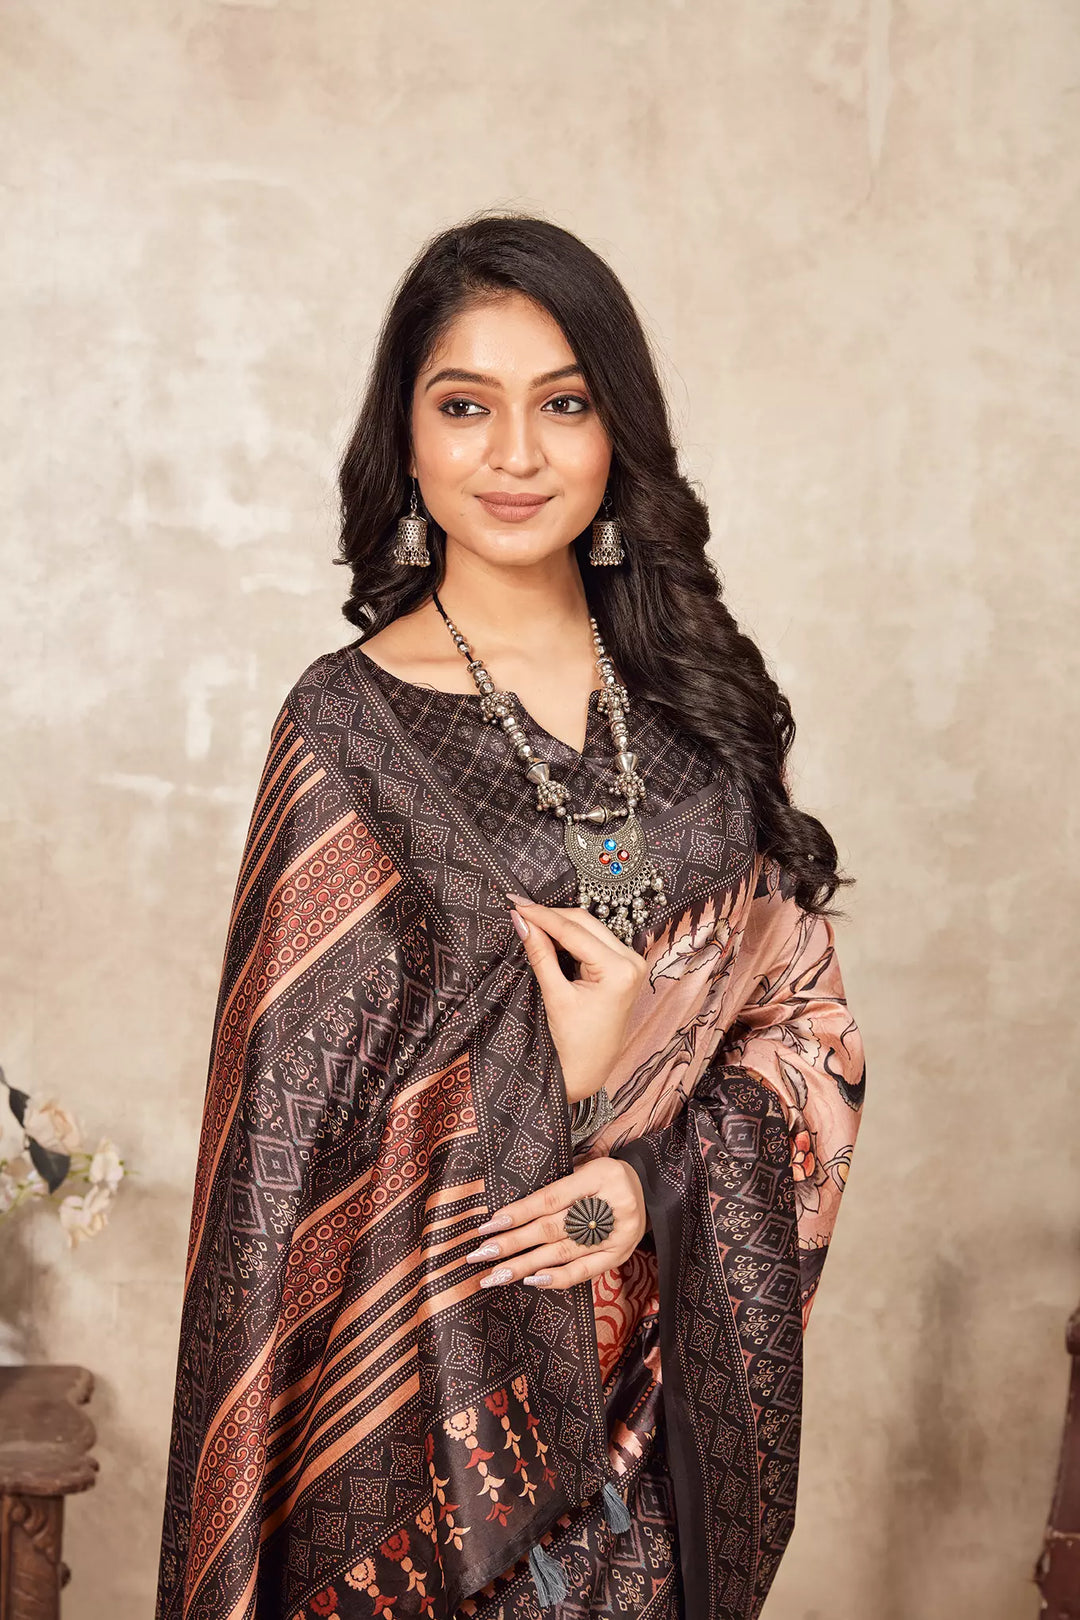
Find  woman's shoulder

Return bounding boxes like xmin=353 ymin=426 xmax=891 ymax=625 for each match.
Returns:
xmin=274 ymin=638 xmax=368 ymax=732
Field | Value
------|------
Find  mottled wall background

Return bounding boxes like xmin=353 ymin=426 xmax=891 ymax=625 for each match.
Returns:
xmin=2 ymin=1 xmax=1077 ymax=1615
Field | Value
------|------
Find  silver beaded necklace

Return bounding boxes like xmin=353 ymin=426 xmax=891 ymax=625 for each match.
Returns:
xmin=431 ymin=589 xmax=667 ymax=944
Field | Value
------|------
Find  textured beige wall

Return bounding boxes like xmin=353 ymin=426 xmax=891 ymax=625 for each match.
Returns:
xmin=3 ymin=2 xmax=1078 ymax=1616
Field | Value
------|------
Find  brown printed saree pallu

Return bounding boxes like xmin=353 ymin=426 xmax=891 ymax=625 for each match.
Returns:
xmin=155 ymin=641 xmax=865 ymax=1620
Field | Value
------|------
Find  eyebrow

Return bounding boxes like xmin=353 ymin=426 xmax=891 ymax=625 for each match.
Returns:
xmin=423 ymin=363 xmax=585 ymax=393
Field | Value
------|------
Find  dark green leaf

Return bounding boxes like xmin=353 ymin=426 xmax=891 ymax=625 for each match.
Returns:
xmin=7 ymin=1087 xmax=30 ymax=1127
xmin=28 ymin=1138 xmax=70 ymax=1194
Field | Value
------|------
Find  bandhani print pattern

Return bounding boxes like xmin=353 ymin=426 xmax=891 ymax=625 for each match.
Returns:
xmin=156 ymin=640 xmax=865 ymax=1620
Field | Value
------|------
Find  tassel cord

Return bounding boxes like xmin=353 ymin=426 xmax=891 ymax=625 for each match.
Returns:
xmin=528 ymin=1541 xmax=570 ymax=1607
xmin=601 ymin=1479 xmax=632 ymax=1533
xmin=527 ymin=1479 xmax=632 ymax=1609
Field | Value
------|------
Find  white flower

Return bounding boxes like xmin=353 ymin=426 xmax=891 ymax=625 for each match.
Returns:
xmin=0 ymin=1172 xmax=18 ymax=1215
xmin=57 ymin=1182 xmax=114 ymax=1247
xmin=88 ymin=1139 xmax=124 ymax=1193
xmin=652 ymin=910 xmax=732 ymax=981
xmin=22 ymin=1098 xmax=82 ymax=1155
xmin=3 ymin=1155 xmax=47 ymax=1199
xmin=0 ymin=1106 xmax=24 ymax=1161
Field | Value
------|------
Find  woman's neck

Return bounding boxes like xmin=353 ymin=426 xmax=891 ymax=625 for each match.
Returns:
xmin=436 ymin=539 xmax=592 ymax=661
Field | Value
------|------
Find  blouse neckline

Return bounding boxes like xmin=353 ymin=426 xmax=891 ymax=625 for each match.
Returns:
xmin=353 ymin=641 xmax=607 ymax=763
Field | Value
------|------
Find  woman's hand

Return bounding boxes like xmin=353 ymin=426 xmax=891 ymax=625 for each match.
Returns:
xmin=465 ymin=1155 xmax=648 ymax=1289
xmin=507 ymin=892 xmax=647 ymax=1105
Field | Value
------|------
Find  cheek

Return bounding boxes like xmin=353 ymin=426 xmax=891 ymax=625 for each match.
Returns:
xmin=550 ymin=422 xmax=612 ymax=518
xmin=412 ymin=415 xmax=485 ymax=483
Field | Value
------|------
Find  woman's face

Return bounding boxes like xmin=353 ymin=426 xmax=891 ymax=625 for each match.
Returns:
xmin=409 ymin=291 xmax=612 ymax=567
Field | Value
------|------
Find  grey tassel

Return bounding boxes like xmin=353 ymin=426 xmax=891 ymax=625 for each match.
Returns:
xmin=528 ymin=1540 xmax=570 ymax=1606
xmin=601 ymin=1479 xmax=632 ymax=1532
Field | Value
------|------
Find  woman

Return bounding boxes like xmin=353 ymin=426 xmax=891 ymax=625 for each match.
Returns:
xmin=156 ymin=213 xmax=865 ymax=1620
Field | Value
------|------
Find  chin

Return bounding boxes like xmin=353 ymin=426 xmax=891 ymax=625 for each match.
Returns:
xmin=458 ymin=528 xmax=574 ymax=566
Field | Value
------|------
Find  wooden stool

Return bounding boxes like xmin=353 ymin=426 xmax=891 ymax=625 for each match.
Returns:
xmin=0 ymin=1366 xmax=97 ymax=1620
xmin=1036 ymin=1301 xmax=1080 ymax=1616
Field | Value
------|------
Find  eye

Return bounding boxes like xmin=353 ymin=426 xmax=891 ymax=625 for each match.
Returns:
xmin=543 ymin=394 xmax=590 ymax=415
xmin=438 ymin=398 xmax=487 ymax=418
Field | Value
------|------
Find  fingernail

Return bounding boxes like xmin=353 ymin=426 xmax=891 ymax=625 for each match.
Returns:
xmin=481 ymin=1266 xmax=514 ymax=1287
xmin=505 ymin=891 xmax=532 ymax=905
xmin=523 ymin=1272 xmax=552 ymax=1286
xmin=509 ymin=908 xmax=530 ymax=940
xmin=476 ymin=1211 xmax=513 ymax=1232
xmin=466 ymin=1241 xmax=502 ymax=1261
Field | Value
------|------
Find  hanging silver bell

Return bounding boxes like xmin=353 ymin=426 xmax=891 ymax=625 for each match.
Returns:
xmin=390 ymin=478 xmax=431 ymax=566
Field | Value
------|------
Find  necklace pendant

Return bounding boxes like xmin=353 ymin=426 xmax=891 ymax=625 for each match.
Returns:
xmin=563 ymin=807 xmax=666 ymax=945
xmin=429 ymin=588 xmax=668 ymax=944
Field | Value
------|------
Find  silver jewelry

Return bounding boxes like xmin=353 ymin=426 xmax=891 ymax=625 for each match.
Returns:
xmin=390 ymin=477 xmax=431 ymax=566
xmin=588 ymin=490 xmax=625 ymax=566
xmin=570 ymin=1085 xmax=616 ymax=1147
xmin=563 ymin=1194 xmax=615 ymax=1246
xmin=431 ymin=589 xmax=667 ymax=944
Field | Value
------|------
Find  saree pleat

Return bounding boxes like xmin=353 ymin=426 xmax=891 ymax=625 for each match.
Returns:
xmin=155 ymin=640 xmax=865 ymax=1620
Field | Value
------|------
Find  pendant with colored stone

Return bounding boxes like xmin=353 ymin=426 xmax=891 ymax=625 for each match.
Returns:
xmin=563 ymin=807 xmax=666 ymax=944
xmin=428 ymin=588 xmax=667 ymax=945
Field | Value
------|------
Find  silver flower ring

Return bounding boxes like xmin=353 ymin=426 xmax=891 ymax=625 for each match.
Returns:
xmin=563 ymin=1194 xmax=615 ymax=1247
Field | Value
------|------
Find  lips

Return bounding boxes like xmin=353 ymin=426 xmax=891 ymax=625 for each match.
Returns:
xmin=474 ymin=492 xmax=553 ymax=522
xmin=475 ymin=493 xmax=552 ymax=508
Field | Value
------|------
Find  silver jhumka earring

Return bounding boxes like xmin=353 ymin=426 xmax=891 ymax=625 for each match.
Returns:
xmin=588 ymin=490 xmax=625 ymax=566
xmin=390 ymin=477 xmax=431 ymax=566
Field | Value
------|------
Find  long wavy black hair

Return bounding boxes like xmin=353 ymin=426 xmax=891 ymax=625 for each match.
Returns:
xmin=336 ymin=211 xmax=850 ymax=916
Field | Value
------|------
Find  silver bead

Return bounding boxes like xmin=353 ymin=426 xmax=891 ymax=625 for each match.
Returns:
xmin=516 ymin=743 xmax=534 ymax=759
xmin=617 ymin=752 xmax=638 ymax=774
xmin=500 ymin=715 xmax=516 ymax=730
xmin=583 ymin=806 xmax=608 ymax=824
xmin=525 ymin=762 xmax=551 ymax=783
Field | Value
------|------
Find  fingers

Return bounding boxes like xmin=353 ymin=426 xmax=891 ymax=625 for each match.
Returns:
xmin=492 ymin=1242 xmax=618 ymax=1291
xmin=467 ymin=1207 xmax=588 ymax=1265
xmin=511 ymin=905 xmax=577 ymax=1006
xmin=509 ymin=894 xmax=644 ymax=977
xmin=474 ymin=1166 xmax=598 ymax=1234
xmin=467 ymin=1162 xmax=643 ymax=1288
xmin=522 ymin=898 xmax=641 ymax=960
xmin=470 ymin=1221 xmax=623 ymax=1290
xmin=475 ymin=1229 xmax=613 ymax=1281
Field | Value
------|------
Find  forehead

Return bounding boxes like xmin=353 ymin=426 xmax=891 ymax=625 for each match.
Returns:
xmin=418 ymin=293 xmax=578 ymax=382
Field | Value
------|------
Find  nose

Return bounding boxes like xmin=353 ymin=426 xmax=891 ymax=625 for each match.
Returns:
xmin=487 ymin=402 xmax=545 ymax=477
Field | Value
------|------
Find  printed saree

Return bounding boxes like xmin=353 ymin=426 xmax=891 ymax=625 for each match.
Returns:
xmin=155 ymin=639 xmax=865 ymax=1620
